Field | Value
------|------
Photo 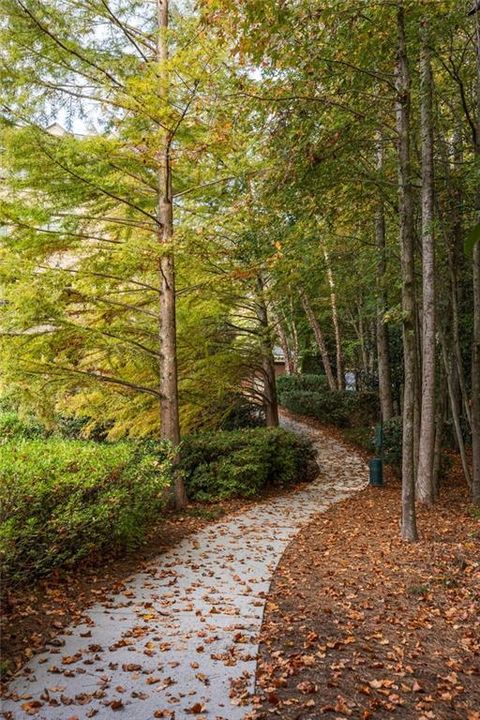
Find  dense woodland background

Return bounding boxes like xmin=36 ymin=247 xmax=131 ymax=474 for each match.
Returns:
xmin=0 ymin=0 xmax=479 ymax=553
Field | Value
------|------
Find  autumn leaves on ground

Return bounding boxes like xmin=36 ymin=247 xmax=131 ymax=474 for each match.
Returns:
xmin=2 ymin=416 xmax=479 ymax=720
xmin=254 ymin=448 xmax=480 ymax=720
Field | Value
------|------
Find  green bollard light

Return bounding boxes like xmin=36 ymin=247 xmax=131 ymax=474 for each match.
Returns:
xmin=369 ymin=457 xmax=384 ymax=486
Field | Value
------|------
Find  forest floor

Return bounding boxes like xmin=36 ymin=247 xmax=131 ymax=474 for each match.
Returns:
xmin=254 ymin=414 xmax=480 ymax=720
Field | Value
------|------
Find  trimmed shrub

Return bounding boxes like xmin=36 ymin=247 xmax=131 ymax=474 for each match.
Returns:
xmin=0 ymin=438 xmax=172 ymax=585
xmin=277 ymin=374 xmax=379 ymax=429
xmin=179 ymin=428 xmax=317 ymax=501
xmin=277 ymin=373 xmax=329 ymax=399
xmin=382 ymin=416 xmax=402 ymax=469
xmin=342 ymin=391 xmax=379 ymax=426
xmin=279 ymin=390 xmax=351 ymax=427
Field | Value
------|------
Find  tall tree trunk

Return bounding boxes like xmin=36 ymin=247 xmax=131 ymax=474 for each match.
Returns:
xmin=323 ymin=248 xmax=344 ymax=389
xmin=257 ymin=277 xmax=279 ymax=427
xmin=432 ymin=366 xmax=446 ymax=498
xmin=157 ymin=0 xmax=186 ymax=509
xmin=396 ymin=4 xmax=418 ymax=541
xmin=355 ymin=302 xmax=370 ymax=379
xmin=300 ymin=288 xmax=337 ymax=391
xmin=441 ymin=334 xmax=472 ymax=489
xmin=288 ymin=292 xmax=300 ymax=373
xmin=271 ymin=305 xmax=294 ymax=375
xmin=417 ymin=20 xmax=436 ymax=505
xmin=375 ymin=137 xmax=394 ymax=421
xmin=471 ymin=9 xmax=480 ymax=504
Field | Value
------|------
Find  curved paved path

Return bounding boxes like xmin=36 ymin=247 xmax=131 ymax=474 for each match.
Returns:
xmin=2 ymin=416 xmax=367 ymax=720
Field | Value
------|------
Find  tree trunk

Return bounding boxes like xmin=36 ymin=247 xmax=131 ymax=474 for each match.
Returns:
xmin=157 ymin=0 xmax=186 ymax=509
xmin=441 ymin=334 xmax=472 ymax=489
xmin=375 ymin=137 xmax=394 ymax=421
xmin=396 ymin=4 xmax=418 ymax=541
xmin=323 ymin=248 xmax=344 ymax=390
xmin=288 ymin=291 xmax=300 ymax=373
xmin=417 ymin=20 xmax=436 ymax=505
xmin=471 ymin=9 xmax=480 ymax=504
xmin=271 ymin=305 xmax=294 ymax=375
xmin=432 ymin=368 xmax=446 ymax=498
xmin=257 ymin=277 xmax=279 ymax=427
xmin=300 ymin=288 xmax=337 ymax=391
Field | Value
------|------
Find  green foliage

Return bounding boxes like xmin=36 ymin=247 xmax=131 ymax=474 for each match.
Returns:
xmin=179 ymin=428 xmax=317 ymax=501
xmin=464 ymin=222 xmax=480 ymax=256
xmin=0 ymin=438 xmax=172 ymax=586
xmin=343 ymin=426 xmax=375 ymax=453
xmin=382 ymin=416 xmax=403 ymax=469
xmin=0 ymin=412 xmax=46 ymax=441
xmin=280 ymin=390 xmax=350 ymax=427
xmin=278 ymin=379 xmax=379 ymax=428
xmin=277 ymin=374 xmax=329 ymax=396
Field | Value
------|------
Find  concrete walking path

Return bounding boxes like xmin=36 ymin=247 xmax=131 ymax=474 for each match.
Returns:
xmin=2 ymin=416 xmax=367 ymax=720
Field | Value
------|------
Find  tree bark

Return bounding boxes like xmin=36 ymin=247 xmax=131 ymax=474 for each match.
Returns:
xmin=441 ymin=334 xmax=472 ymax=489
xmin=288 ymin=293 xmax=300 ymax=373
xmin=271 ymin=305 xmax=294 ymax=375
xmin=417 ymin=20 xmax=436 ymax=505
xmin=396 ymin=4 xmax=418 ymax=541
xmin=257 ymin=277 xmax=279 ymax=427
xmin=323 ymin=248 xmax=344 ymax=390
xmin=375 ymin=137 xmax=394 ymax=421
xmin=471 ymin=9 xmax=480 ymax=504
xmin=300 ymin=288 xmax=337 ymax=391
xmin=156 ymin=0 xmax=186 ymax=509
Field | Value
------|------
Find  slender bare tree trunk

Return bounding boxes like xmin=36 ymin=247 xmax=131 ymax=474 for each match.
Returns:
xmin=288 ymin=291 xmax=300 ymax=373
xmin=472 ymin=10 xmax=480 ymax=504
xmin=375 ymin=137 xmax=394 ymax=421
xmin=432 ymin=367 xmax=446 ymax=498
xmin=271 ymin=305 xmax=294 ymax=375
xmin=323 ymin=248 xmax=344 ymax=389
xmin=157 ymin=0 xmax=186 ymax=509
xmin=257 ymin=277 xmax=279 ymax=427
xmin=277 ymin=321 xmax=294 ymax=375
xmin=300 ymin=288 xmax=336 ymax=391
xmin=441 ymin=335 xmax=472 ymax=489
xmin=396 ymin=4 xmax=418 ymax=541
xmin=417 ymin=20 xmax=436 ymax=505
xmin=356 ymin=302 xmax=370 ymax=378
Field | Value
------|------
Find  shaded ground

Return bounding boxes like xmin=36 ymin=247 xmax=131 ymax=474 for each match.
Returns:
xmin=0 ymin=415 xmax=366 ymax=719
xmin=254 ymin=453 xmax=480 ymax=720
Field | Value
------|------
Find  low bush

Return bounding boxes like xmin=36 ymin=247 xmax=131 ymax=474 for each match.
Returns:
xmin=0 ymin=410 xmax=112 ymax=442
xmin=179 ymin=428 xmax=317 ymax=501
xmin=343 ymin=391 xmax=379 ymax=426
xmin=277 ymin=374 xmax=379 ymax=429
xmin=277 ymin=373 xmax=329 ymax=399
xmin=214 ymin=393 xmax=264 ymax=431
xmin=280 ymin=389 xmax=351 ymax=427
xmin=0 ymin=411 xmax=46 ymax=441
xmin=0 ymin=438 xmax=172 ymax=586
xmin=382 ymin=416 xmax=402 ymax=468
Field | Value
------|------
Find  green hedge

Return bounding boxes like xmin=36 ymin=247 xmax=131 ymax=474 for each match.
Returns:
xmin=280 ymin=390 xmax=351 ymax=427
xmin=179 ymin=428 xmax=318 ymax=501
xmin=382 ymin=416 xmax=402 ymax=468
xmin=277 ymin=375 xmax=378 ymax=429
xmin=0 ymin=438 xmax=172 ymax=585
xmin=277 ymin=373 xmax=329 ymax=396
